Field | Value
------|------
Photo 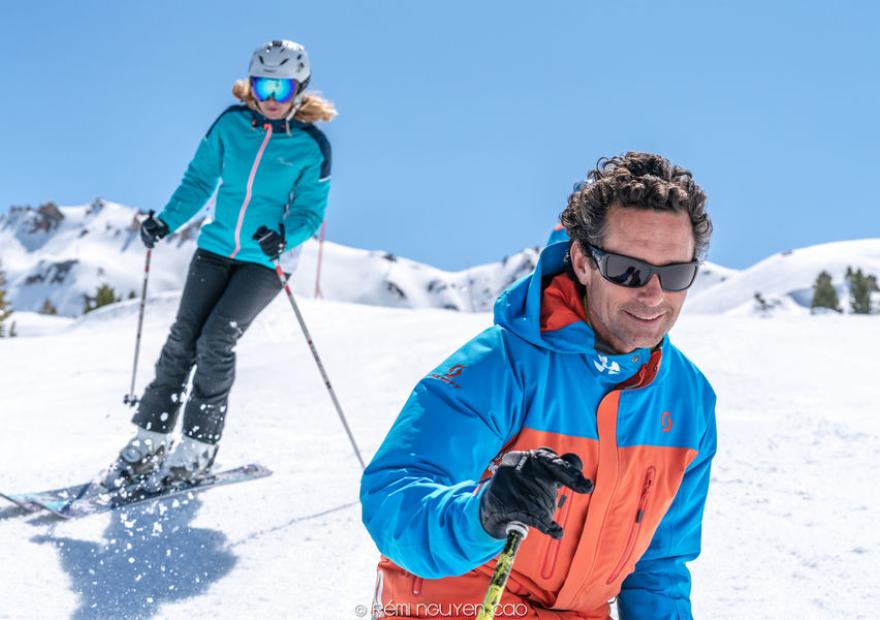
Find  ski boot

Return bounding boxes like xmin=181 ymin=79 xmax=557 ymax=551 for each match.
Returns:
xmin=102 ymin=427 xmax=171 ymax=489
xmin=142 ymin=435 xmax=218 ymax=493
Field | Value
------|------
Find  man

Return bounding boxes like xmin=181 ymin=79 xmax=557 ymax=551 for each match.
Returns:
xmin=361 ymin=152 xmax=717 ymax=619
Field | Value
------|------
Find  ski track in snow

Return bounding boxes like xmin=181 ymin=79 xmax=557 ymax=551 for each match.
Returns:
xmin=1 ymin=296 xmax=878 ymax=619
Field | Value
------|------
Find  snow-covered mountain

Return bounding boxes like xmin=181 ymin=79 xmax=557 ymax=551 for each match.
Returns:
xmin=3 ymin=200 xmax=876 ymax=321
xmin=686 ymin=238 xmax=880 ymax=316
xmin=0 ymin=200 xmax=541 ymax=317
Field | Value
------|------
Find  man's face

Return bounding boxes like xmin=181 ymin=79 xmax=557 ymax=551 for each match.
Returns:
xmin=570 ymin=205 xmax=696 ymax=354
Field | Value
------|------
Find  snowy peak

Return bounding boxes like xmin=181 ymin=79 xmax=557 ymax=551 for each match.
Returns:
xmin=686 ymin=238 xmax=880 ymax=315
xmin=3 ymin=202 xmax=67 ymax=238
xmin=689 ymin=261 xmax=739 ymax=297
xmin=0 ymin=201 xmax=205 ymax=316
xmin=0 ymin=200 xmax=540 ymax=317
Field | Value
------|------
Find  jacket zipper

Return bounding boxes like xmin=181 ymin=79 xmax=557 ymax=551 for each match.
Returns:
xmin=229 ymin=123 xmax=273 ymax=259
xmin=541 ymin=487 xmax=572 ymax=579
xmin=606 ymin=466 xmax=656 ymax=585
xmin=411 ymin=574 xmax=423 ymax=596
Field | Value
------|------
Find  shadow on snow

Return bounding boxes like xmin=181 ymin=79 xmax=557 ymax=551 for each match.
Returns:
xmin=32 ymin=496 xmax=236 ymax=620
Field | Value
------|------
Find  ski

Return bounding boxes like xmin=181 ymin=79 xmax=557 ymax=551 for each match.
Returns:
xmin=4 ymin=463 xmax=272 ymax=520
xmin=0 ymin=490 xmax=42 ymax=512
xmin=1 ymin=481 xmax=98 ymax=514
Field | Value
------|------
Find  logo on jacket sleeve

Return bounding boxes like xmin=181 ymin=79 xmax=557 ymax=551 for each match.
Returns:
xmin=428 ymin=364 xmax=465 ymax=389
xmin=593 ymin=354 xmax=621 ymax=375
xmin=661 ymin=411 xmax=673 ymax=433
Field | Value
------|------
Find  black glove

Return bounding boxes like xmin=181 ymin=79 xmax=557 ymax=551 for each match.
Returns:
xmin=480 ymin=448 xmax=593 ymax=540
xmin=253 ymin=223 xmax=286 ymax=259
xmin=139 ymin=211 xmax=169 ymax=249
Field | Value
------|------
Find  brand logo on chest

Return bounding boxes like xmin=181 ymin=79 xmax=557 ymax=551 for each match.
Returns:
xmin=593 ymin=354 xmax=621 ymax=375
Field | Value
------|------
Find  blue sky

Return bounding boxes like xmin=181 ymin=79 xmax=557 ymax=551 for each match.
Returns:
xmin=1 ymin=1 xmax=877 ymax=271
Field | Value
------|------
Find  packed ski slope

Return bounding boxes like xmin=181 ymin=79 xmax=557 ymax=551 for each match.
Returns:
xmin=0 ymin=287 xmax=878 ymax=619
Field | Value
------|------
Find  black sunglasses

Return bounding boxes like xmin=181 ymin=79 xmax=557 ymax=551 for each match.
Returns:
xmin=582 ymin=242 xmax=699 ymax=292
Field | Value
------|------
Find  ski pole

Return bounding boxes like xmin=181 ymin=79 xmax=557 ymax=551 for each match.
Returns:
xmin=124 ymin=238 xmax=153 ymax=407
xmin=476 ymin=522 xmax=529 ymax=620
xmin=314 ymin=221 xmax=326 ymax=299
xmin=272 ymin=259 xmax=367 ymax=470
xmin=476 ymin=453 xmax=585 ymax=619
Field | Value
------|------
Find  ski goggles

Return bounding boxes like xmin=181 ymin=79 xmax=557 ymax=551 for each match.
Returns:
xmin=250 ymin=77 xmax=299 ymax=103
xmin=583 ymin=242 xmax=699 ymax=292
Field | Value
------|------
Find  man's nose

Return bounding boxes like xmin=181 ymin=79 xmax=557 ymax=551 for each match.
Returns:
xmin=636 ymin=273 xmax=664 ymax=304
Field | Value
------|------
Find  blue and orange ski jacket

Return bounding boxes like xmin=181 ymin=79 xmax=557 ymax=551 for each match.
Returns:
xmin=157 ymin=105 xmax=331 ymax=270
xmin=360 ymin=241 xmax=717 ymax=619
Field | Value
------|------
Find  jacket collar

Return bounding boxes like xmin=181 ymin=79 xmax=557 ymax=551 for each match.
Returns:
xmin=495 ymin=241 xmax=669 ymax=387
xmin=248 ymin=107 xmax=304 ymax=133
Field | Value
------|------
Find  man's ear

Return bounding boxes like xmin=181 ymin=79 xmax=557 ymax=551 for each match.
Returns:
xmin=569 ymin=241 xmax=592 ymax=286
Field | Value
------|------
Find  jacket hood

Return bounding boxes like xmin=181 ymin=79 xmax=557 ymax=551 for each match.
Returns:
xmin=494 ymin=241 xmax=670 ymax=385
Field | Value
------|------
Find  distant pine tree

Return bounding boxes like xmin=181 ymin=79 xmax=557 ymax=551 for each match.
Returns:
xmin=40 ymin=298 xmax=58 ymax=315
xmin=867 ymin=274 xmax=880 ymax=313
xmin=83 ymin=283 xmax=121 ymax=314
xmin=811 ymin=271 xmax=841 ymax=313
xmin=846 ymin=267 xmax=874 ymax=314
xmin=0 ymin=260 xmax=13 ymax=337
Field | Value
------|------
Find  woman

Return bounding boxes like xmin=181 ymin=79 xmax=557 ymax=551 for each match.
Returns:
xmin=104 ymin=39 xmax=336 ymax=491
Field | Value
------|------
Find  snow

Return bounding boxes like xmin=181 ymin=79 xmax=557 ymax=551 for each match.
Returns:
xmin=0 ymin=311 xmax=74 ymax=338
xmin=1 ymin=249 xmax=879 ymax=618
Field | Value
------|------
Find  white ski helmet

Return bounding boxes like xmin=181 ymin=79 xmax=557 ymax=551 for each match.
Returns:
xmin=248 ymin=39 xmax=311 ymax=89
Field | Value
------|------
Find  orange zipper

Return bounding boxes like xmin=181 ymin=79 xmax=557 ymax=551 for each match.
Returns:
xmin=540 ymin=487 xmax=572 ymax=579
xmin=606 ymin=466 xmax=656 ymax=584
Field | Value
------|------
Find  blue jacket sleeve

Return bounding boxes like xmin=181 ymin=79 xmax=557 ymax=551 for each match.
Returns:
xmin=617 ymin=387 xmax=717 ymax=620
xmin=283 ymin=134 xmax=331 ymax=248
xmin=359 ymin=328 xmax=524 ymax=578
xmin=157 ymin=115 xmax=224 ymax=232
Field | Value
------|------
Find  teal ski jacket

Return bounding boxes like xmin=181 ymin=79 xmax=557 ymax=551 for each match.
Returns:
xmin=157 ymin=104 xmax=331 ymax=269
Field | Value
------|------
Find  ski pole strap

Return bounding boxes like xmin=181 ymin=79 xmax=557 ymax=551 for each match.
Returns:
xmin=476 ymin=522 xmax=529 ymax=620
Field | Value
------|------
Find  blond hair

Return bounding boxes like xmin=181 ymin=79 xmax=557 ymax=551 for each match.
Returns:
xmin=232 ymin=79 xmax=337 ymax=123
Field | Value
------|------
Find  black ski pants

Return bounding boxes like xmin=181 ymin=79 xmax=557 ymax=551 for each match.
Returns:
xmin=132 ymin=249 xmax=282 ymax=444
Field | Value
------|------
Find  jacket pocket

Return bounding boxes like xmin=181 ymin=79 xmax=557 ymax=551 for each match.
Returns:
xmin=540 ymin=487 xmax=573 ymax=579
xmin=606 ymin=466 xmax=656 ymax=585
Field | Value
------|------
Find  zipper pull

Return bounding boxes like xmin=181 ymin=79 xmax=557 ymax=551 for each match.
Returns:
xmin=635 ymin=468 xmax=656 ymax=523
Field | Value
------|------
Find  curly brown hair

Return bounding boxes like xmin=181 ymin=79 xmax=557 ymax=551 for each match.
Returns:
xmin=560 ymin=152 xmax=712 ymax=260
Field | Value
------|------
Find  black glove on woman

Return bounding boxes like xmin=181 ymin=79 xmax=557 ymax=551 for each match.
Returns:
xmin=479 ymin=448 xmax=593 ymax=540
xmin=139 ymin=212 xmax=169 ymax=249
xmin=253 ymin=223 xmax=287 ymax=259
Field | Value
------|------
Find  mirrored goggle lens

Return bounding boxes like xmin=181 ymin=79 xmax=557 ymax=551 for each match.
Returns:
xmin=251 ymin=77 xmax=297 ymax=103
xmin=604 ymin=254 xmax=650 ymax=287
xmin=656 ymin=263 xmax=699 ymax=292
xmin=602 ymin=254 xmax=697 ymax=292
